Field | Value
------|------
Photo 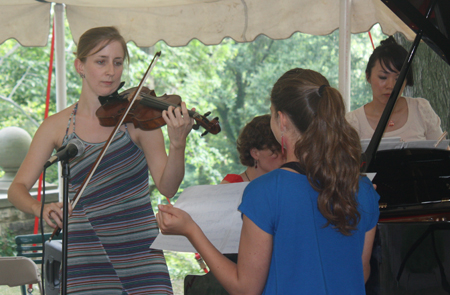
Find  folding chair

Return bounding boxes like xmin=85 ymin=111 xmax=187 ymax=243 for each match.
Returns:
xmin=15 ymin=233 xmax=62 ymax=295
xmin=0 ymin=256 xmax=42 ymax=294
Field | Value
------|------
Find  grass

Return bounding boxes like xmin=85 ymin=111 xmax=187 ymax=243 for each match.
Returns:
xmin=0 ymin=279 xmax=185 ymax=294
xmin=0 ymin=286 xmax=22 ymax=295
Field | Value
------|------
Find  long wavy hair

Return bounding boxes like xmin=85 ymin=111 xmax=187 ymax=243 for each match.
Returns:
xmin=271 ymin=68 xmax=362 ymax=235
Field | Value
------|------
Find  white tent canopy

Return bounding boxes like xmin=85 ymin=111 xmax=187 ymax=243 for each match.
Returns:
xmin=1 ymin=0 xmax=413 ymax=47
xmin=0 ymin=0 xmax=415 ymax=112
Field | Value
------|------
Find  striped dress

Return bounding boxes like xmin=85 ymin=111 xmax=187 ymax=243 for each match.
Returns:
xmin=62 ymin=104 xmax=173 ymax=294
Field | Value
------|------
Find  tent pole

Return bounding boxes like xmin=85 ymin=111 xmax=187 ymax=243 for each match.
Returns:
xmin=54 ymin=3 xmax=67 ymax=201
xmin=339 ymin=0 xmax=352 ymax=113
xmin=54 ymin=3 xmax=66 ymax=113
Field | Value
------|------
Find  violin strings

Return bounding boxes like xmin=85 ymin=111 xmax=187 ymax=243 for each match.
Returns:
xmin=140 ymin=97 xmax=177 ymax=110
xmin=140 ymin=96 xmax=198 ymax=118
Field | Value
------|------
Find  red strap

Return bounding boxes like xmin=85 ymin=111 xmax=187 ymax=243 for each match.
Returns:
xmin=33 ymin=18 xmax=55 ymax=235
xmin=368 ymin=31 xmax=375 ymax=50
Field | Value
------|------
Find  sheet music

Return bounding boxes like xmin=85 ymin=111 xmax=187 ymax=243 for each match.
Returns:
xmin=360 ymin=137 xmax=449 ymax=152
xmin=403 ymin=139 xmax=449 ymax=149
xmin=360 ymin=137 xmax=403 ymax=152
xmin=150 ymin=182 xmax=248 ymax=253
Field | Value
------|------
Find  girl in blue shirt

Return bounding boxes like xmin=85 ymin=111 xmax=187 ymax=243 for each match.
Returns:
xmin=157 ymin=68 xmax=379 ymax=294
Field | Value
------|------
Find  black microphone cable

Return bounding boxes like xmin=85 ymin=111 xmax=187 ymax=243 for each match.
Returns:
xmin=39 ymin=168 xmax=47 ymax=295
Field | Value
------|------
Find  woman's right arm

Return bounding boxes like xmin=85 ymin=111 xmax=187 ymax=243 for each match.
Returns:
xmin=157 ymin=204 xmax=272 ymax=295
xmin=8 ymin=115 xmax=67 ymax=228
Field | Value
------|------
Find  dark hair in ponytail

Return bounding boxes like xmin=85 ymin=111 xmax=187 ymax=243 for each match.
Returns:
xmin=271 ymin=68 xmax=362 ymax=235
xmin=366 ymin=36 xmax=414 ymax=86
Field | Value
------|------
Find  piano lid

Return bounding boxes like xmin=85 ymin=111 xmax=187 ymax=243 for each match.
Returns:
xmin=381 ymin=0 xmax=450 ymax=64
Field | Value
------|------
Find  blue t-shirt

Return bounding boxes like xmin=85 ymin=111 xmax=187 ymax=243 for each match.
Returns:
xmin=238 ymin=169 xmax=380 ymax=295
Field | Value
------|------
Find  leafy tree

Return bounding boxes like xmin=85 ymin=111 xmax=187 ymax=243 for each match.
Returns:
xmin=0 ymin=41 xmax=48 ymax=133
xmin=0 ymin=23 xmax=387 ymax=191
xmin=396 ymin=33 xmax=450 ymax=133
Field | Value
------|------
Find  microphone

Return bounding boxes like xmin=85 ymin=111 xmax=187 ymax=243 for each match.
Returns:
xmin=44 ymin=138 xmax=85 ymax=168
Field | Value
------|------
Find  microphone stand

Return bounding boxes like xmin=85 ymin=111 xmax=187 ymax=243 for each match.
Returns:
xmin=60 ymin=159 xmax=70 ymax=295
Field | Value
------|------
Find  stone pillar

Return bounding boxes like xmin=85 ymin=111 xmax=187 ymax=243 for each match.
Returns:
xmin=0 ymin=127 xmax=58 ymax=238
xmin=0 ymin=126 xmax=31 ymax=187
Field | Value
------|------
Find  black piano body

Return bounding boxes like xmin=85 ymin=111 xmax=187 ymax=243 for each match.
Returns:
xmin=365 ymin=148 xmax=450 ymax=295
xmin=364 ymin=1 xmax=450 ymax=294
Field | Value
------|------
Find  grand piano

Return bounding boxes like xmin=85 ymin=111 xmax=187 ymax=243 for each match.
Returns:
xmin=363 ymin=1 xmax=450 ymax=294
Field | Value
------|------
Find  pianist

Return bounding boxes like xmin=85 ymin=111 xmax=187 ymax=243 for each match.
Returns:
xmin=346 ymin=36 xmax=444 ymax=142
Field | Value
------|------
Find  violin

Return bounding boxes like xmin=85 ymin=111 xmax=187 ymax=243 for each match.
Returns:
xmin=96 ymin=84 xmax=221 ymax=136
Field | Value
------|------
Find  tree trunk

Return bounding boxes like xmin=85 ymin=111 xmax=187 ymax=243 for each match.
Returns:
xmin=395 ymin=33 xmax=450 ymax=134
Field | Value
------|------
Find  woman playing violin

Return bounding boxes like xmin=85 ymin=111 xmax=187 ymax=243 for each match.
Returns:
xmin=8 ymin=26 xmax=193 ymax=294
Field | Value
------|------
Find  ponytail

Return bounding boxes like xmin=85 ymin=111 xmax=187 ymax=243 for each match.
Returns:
xmin=271 ymin=69 xmax=362 ymax=235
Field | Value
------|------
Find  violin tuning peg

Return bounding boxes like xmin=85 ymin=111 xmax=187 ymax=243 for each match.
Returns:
xmin=192 ymin=124 xmax=199 ymax=130
xmin=214 ymin=117 xmax=219 ymax=121
xmin=203 ymin=111 xmax=211 ymax=117
xmin=201 ymin=130 xmax=209 ymax=137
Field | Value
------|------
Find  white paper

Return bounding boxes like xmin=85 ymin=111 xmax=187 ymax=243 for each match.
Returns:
xmin=402 ymin=139 xmax=449 ymax=149
xmin=360 ymin=137 xmax=449 ymax=152
xmin=364 ymin=172 xmax=376 ymax=181
xmin=150 ymin=182 xmax=249 ymax=253
xmin=360 ymin=137 xmax=403 ymax=152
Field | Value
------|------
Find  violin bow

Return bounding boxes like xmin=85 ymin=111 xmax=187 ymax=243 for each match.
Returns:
xmin=50 ymin=51 xmax=161 ymax=240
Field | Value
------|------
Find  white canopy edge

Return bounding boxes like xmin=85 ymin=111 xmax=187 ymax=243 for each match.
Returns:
xmin=0 ymin=0 xmax=414 ymax=48
xmin=66 ymin=0 xmax=415 ymax=47
xmin=56 ymin=0 xmax=218 ymax=8
xmin=0 ymin=3 xmax=51 ymax=47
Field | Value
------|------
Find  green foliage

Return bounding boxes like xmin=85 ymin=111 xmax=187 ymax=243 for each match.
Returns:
xmin=396 ymin=33 xmax=450 ymax=133
xmin=0 ymin=23 xmax=387 ymax=188
xmin=0 ymin=228 xmax=17 ymax=256
xmin=164 ymin=251 xmax=205 ymax=280
xmin=0 ymin=22 xmax=388 ymax=201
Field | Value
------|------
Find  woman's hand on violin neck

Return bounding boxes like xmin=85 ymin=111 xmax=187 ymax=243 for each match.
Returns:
xmin=162 ymin=102 xmax=194 ymax=149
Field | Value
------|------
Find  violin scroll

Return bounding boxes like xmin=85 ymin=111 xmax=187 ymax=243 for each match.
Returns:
xmin=191 ymin=111 xmax=221 ymax=136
